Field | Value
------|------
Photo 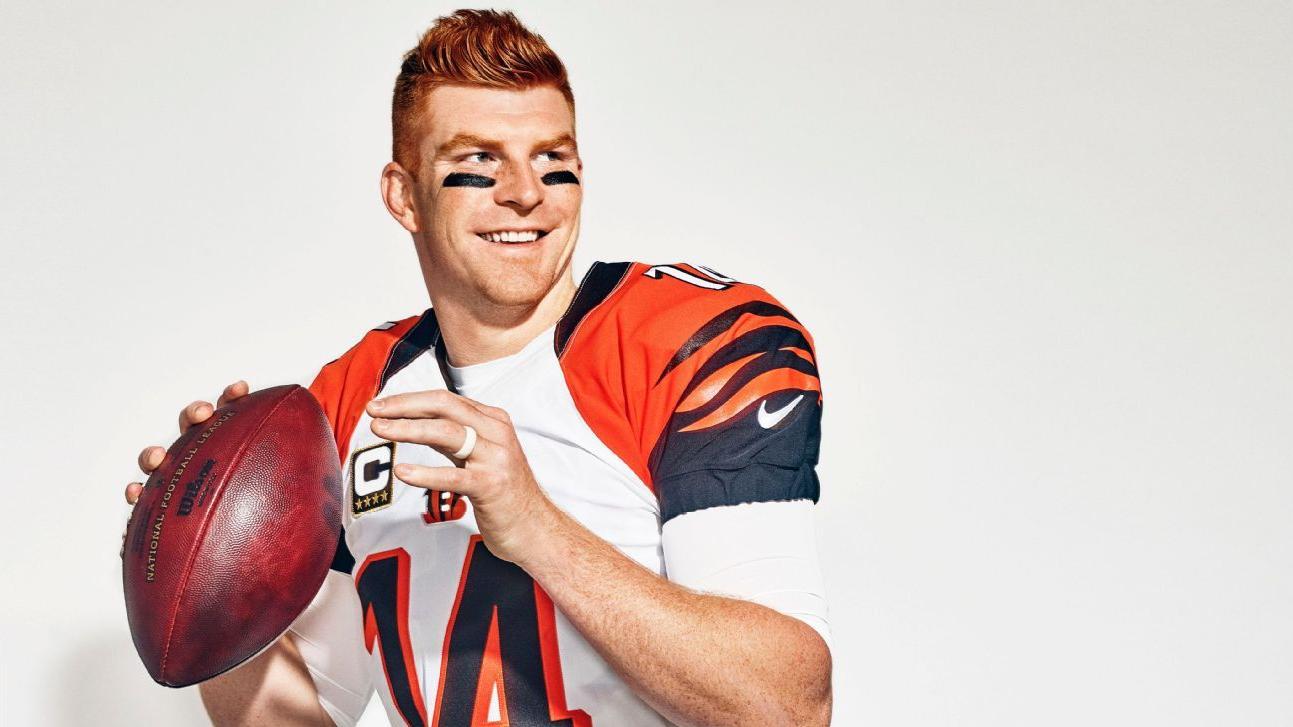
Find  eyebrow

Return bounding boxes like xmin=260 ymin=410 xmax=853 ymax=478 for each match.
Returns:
xmin=437 ymin=133 xmax=500 ymax=155
xmin=534 ymin=133 xmax=578 ymax=152
xmin=436 ymin=132 xmax=578 ymax=157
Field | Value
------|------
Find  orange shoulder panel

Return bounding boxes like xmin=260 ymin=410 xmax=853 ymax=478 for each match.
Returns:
xmin=559 ymin=262 xmax=819 ymax=493
xmin=308 ymin=316 xmax=420 ymax=464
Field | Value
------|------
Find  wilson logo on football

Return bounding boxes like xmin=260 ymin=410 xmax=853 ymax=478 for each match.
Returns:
xmin=176 ymin=459 xmax=218 ymax=516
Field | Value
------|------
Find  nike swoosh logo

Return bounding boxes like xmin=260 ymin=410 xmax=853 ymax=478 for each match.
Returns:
xmin=757 ymin=394 xmax=805 ymax=429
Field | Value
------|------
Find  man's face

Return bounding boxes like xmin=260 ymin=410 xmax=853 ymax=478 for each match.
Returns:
xmin=403 ymin=84 xmax=582 ymax=310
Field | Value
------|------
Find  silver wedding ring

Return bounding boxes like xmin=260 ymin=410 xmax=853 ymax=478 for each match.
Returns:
xmin=452 ymin=425 xmax=477 ymax=460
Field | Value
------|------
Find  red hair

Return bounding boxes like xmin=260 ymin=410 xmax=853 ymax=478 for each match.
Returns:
xmin=392 ymin=9 xmax=575 ymax=175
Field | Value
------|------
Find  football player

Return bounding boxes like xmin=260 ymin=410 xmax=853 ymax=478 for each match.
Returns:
xmin=124 ymin=10 xmax=832 ymax=726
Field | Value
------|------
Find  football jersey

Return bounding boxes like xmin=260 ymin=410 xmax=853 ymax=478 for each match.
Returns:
xmin=305 ymin=261 xmax=824 ymax=726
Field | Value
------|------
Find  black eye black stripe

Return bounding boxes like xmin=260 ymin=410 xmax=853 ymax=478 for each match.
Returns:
xmin=443 ymin=171 xmax=578 ymax=188
xmin=541 ymin=170 xmax=579 ymax=186
xmin=443 ymin=173 xmax=495 ymax=188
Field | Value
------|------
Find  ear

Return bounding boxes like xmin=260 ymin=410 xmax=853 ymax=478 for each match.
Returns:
xmin=381 ymin=162 xmax=420 ymax=234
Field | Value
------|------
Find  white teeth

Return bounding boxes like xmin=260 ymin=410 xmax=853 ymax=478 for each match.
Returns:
xmin=481 ymin=230 xmax=541 ymax=243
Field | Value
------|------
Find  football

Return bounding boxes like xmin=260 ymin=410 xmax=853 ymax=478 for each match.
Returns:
xmin=122 ymin=384 xmax=342 ymax=687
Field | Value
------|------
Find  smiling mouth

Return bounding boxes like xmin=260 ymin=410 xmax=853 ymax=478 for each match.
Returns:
xmin=476 ymin=229 xmax=550 ymax=244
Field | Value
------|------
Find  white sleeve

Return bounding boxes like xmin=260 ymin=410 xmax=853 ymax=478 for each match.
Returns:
xmin=661 ymin=499 xmax=832 ymax=650
xmin=288 ymin=569 xmax=374 ymax=727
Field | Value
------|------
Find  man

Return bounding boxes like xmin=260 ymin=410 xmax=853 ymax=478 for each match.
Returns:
xmin=124 ymin=10 xmax=831 ymax=726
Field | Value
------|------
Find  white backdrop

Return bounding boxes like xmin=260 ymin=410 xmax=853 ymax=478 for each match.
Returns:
xmin=2 ymin=1 xmax=1290 ymax=725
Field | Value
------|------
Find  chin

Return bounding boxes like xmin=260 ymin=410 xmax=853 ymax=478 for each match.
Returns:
xmin=476 ymin=265 xmax=556 ymax=308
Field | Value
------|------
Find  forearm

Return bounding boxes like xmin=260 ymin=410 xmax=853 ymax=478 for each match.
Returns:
xmin=516 ymin=500 xmax=833 ymax=727
xmin=199 ymin=633 xmax=333 ymax=727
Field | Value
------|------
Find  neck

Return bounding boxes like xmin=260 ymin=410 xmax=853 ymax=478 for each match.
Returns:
xmin=430 ymin=273 xmax=578 ymax=367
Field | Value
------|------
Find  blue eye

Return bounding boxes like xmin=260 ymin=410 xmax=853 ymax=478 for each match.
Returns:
xmin=466 ymin=152 xmax=493 ymax=163
xmin=537 ymin=151 xmax=562 ymax=162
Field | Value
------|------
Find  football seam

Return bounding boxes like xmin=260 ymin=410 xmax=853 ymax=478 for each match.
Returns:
xmin=157 ymin=385 xmax=300 ymax=684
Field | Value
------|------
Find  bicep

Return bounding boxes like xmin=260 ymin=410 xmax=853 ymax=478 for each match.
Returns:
xmin=661 ymin=499 xmax=832 ymax=650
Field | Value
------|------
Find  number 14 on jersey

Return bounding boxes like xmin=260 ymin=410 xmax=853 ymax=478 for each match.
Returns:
xmin=355 ymin=537 xmax=593 ymax=727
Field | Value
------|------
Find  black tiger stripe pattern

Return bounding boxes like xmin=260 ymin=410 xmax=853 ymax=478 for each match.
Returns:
xmin=648 ymin=301 xmax=822 ymax=523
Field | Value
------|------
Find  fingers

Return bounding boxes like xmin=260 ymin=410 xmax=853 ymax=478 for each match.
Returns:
xmin=131 ymin=447 xmax=163 ymax=505
xmin=216 ymin=380 xmax=249 ymax=409
xmin=367 ymin=390 xmax=509 ymax=440
xmin=461 ymin=399 xmax=511 ymax=425
xmin=370 ymin=417 xmax=495 ymax=463
xmin=178 ymin=400 xmax=214 ymax=433
xmin=393 ymin=462 xmax=479 ymax=495
xmin=137 ymin=445 xmax=165 ymax=474
xmin=180 ymin=380 xmax=251 ymax=432
xmin=134 ymin=381 xmax=248 ymax=509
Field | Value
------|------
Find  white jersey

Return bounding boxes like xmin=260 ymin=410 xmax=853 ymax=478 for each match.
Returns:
xmin=294 ymin=261 xmax=829 ymax=726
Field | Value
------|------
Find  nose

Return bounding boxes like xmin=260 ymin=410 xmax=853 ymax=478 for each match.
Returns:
xmin=493 ymin=160 xmax=544 ymax=212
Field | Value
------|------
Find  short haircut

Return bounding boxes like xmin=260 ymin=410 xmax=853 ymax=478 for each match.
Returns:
xmin=392 ymin=9 xmax=575 ymax=176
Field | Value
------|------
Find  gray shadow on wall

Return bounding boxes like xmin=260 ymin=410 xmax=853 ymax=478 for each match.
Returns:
xmin=48 ymin=629 xmax=209 ymax=726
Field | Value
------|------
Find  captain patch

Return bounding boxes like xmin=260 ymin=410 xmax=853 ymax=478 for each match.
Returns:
xmin=349 ymin=441 xmax=395 ymax=516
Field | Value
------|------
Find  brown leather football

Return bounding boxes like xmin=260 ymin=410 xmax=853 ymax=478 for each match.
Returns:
xmin=122 ymin=384 xmax=342 ymax=687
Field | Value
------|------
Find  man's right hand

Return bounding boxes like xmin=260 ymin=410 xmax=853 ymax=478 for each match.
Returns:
xmin=124 ymin=380 xmax=250 ymax=506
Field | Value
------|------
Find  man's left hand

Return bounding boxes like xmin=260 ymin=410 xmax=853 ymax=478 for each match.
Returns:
xmin=366 ymin=389 xmax=554 ymax=564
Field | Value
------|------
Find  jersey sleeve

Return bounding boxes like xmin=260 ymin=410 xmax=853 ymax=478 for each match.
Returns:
xmin=662 ymin=500 xmax=831 ymax=648
xmin=559 ymin=261 xmax=823 ymax=524
xmin=288 ymin=571 xmax=375 ymax=726
xmin=644 ymin=283 xmax=822 ymax=524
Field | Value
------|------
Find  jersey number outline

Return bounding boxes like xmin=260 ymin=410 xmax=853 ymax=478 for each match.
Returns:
xmin=356 ymin=549 xmax=430 ymax=726
xmin=643 ymin=263 xmax=736 ymax=290
xmin=355 ymin=539 xmax=592 ymax=727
